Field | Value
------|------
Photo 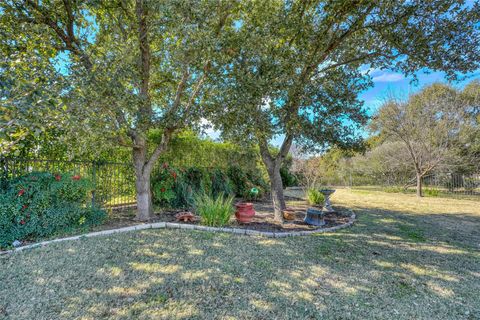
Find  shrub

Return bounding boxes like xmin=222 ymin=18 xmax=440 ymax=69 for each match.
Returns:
xmin=307 ymin=189 xmax=325 ymax=206
xmin=280 ymin=165 xmax=298 ymax=187
xmin=152 ymin=164 xmax=268 ymax=208
xmin=227 ymin=164 xmax=269 ymax=198
xmin=151 ymin=164 xmax=178 ymax=206
xmin=210 ymin=168 xmax=233 ymax=197
xmin=171 ymin=177 xmax=195 ymax=208
xmin=227 ymin=165 xmax=248 ymax=196
xmin=0 ymin=172 xmax=106 ymax=249
xmin=424 ymin=187 xmax=440 ymax=197
xmin=194 ymin=193 xmax=234 ymax=227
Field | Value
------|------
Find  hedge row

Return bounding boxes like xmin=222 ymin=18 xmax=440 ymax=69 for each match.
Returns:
xmin=0 ymin=172 xmax=106 ymax=248
xmin=151 ymin=164 xmax=269 ymax=208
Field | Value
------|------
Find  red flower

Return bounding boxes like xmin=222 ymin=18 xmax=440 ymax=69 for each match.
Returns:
xmin=171 ymin=172 xmax=177 ymax=180
xmin=21 ymin=204 xmax=28 ymax=210
xmin=160 ymin=187 xmax=166 ymax=193
xmin=72 ymin=175 xmax=81 ymax=181
xmin=18 ymin=189 xmax=25 ymax=196
xmin=20 ymin=220 xmax=25 ymax=225
xmin=162 ymin=162 xmax=169 ymax=169
xmin=54 ymin=174 xmax=61 ymax=181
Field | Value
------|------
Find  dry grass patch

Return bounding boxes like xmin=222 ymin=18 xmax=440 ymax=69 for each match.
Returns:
xmin=0 ymin=190 xmax=479 ymax=319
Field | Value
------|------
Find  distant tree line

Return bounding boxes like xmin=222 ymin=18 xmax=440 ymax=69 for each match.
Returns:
xmin=293 ymin=81 xmax=480 ymax=197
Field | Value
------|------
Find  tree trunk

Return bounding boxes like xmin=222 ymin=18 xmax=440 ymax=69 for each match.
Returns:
xmin=267 ymin=164 xmax=286 ymax=223
xmin=258 ymin=135 xmax=294 ymax=224
xmin=132 ymin=139 xmax=154 ymax=221
xmin=135 ymin=170 xmax=153 ymax=221
xmin=416 ymin=172 xmax=423 ymax=197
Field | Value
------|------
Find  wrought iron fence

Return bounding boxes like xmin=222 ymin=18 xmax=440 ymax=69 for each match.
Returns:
xmin=0 ymin=158 xmax=136 ymax=209
xmin=311 ymin=172 xmax=480 ymax=198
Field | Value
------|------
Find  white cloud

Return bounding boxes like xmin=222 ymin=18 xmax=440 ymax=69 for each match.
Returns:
xmin=360 ymin=67 xmax=404 ymax=82
xmin=372 ymin=72 xmax=404 ymax=82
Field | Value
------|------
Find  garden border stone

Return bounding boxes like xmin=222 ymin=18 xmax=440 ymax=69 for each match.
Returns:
xmin=1 ymin=210 xmax=356 ymax=255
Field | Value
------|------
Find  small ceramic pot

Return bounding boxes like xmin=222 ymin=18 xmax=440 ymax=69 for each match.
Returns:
xmin=283 ymin=208 xmax=296 ymax=220
xmin=235 ymin=202 xmax=255 ymax=223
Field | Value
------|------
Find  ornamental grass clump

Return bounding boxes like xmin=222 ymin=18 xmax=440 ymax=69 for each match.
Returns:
xmin=194 ymin=193 xmax=234 ymax=227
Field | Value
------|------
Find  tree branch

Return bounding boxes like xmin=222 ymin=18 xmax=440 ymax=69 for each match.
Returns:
xmin=144 ymin=129 xmax=173 ymax=173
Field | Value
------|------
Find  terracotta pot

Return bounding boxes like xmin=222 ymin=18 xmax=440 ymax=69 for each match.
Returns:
xmin=283 ymin=208 xmax=296 ymax=220
xmin=235 ymin=202 xmax=255 ymax=223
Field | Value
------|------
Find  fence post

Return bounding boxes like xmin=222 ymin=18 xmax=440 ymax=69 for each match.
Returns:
xmin=91 ymin=161 xmax=97 ymax=208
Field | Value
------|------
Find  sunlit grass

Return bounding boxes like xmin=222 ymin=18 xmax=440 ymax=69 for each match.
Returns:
xmin=1 ymin=189 xmax=479 ymax=319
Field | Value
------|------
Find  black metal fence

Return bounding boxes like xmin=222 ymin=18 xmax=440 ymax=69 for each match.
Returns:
xmin=0 ymin=158 xmax=136 ymax=209
xmin=314 ymin=172 xmax=480 ymax=198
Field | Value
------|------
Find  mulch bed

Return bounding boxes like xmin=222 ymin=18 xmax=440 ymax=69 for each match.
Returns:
xmin=4 ymin=200 xmax=351 ymax=251
xmin=108 ymin=200 xmax=351 ymax=233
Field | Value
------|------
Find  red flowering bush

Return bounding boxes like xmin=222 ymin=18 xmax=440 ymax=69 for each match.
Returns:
xmin=0 ymin=172 xmax=106 ymax=249
xmin=151 ymin=166 xmax=178 ymax=206
xmin=151 ymin=164 xmax=267 ymax=209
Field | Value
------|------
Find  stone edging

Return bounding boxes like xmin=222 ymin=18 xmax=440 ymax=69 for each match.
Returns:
xmin=1 ymin=210 xmax=356 ymax=255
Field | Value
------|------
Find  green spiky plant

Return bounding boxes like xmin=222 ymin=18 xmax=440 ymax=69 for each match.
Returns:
xmin=194 ymin=193 xmax=234 ymax=227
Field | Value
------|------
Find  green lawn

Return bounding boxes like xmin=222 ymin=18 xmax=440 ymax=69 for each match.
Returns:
xmin=1 ymin=189 xmax=479 ymax=319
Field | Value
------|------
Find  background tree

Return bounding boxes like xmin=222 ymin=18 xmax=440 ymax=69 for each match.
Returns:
xmin=348 ymin=141 xmax=413 ymax=187
xmin=207 ymin=0 xmax=480 ymax=221
xmin=371 ymin=83 xmax=474 ymax=196
xmin=1 ymin=0 xmax=237 ymax=220
xmin=458 ymin=80 xmax=480 ymax=173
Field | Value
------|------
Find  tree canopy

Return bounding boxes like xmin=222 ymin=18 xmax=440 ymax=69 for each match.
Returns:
xmin=1 ymin=0 xmax=480 ymax=220
xmin=1 ymin=0 xmax=239 ymax=219
xmin=205 ymin=0 xmax=480 ymax=220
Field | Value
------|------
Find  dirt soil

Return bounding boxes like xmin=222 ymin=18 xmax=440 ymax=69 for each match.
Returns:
xmin=101 ymin=199 xmax=351 ymax=233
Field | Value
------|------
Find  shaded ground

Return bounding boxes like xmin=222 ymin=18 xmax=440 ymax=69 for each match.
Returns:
xmin=1 ymin=189 xmax=479 ymax=320
xmin=155 ymin=200 xmax=351 ymax=232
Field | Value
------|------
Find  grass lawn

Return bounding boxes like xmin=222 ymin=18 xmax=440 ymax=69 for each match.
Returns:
xmin=1 ymin=189 xmax=479 ymax=320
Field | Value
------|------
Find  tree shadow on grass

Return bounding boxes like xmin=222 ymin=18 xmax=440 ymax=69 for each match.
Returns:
xmin=1 ymin=202 xmax=479 ymax=319
xmin=0 ymin=194 xmax=480 ymax=319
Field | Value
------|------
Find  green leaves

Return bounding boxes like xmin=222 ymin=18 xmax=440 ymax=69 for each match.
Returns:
xmin=207 ymin=0 xmax=480 ymax=154
xmin=194 ymin=192 xmax=234 ymax=227
xmin=0 ymin=171 xmax=106 ymax=248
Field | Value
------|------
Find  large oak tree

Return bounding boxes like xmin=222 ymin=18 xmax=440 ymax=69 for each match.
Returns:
xmin=207 ymin=0 xmax=480 ymax=221
xmin=1 ymin=0 xmax=237 ymax=220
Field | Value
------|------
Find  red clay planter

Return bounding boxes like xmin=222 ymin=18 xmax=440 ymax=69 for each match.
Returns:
xmin=235 ymin=202 xmax=255 ymax=223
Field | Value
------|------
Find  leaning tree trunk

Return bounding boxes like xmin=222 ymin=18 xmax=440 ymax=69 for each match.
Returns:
xmin=258 ymin=134 xmax=294 ymax=224
xmin=416 ymin=171 xmax=423 ymax=197
xmin=267 ymin=164 xmax=286 ymax=223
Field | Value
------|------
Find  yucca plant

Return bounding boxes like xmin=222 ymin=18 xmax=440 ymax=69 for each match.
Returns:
xmin=194 ymin=193 xmax=234 ymax=227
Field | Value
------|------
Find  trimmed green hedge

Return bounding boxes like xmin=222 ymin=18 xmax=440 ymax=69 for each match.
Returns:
xmin=0 ymin=172 xmax=106 ymax=249
xmin=151 ymin=164 xmax=269 ymax=208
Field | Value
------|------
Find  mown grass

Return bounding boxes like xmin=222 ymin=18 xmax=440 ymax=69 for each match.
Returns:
xmin=1 ymin=189 xmax=479 ymax=320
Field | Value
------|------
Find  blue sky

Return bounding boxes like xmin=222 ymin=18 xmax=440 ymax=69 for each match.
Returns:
xmin=359 ymin=68 xmax=480 ymax=117
xmin=262 ymin=68 xmax=480 ymax=147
